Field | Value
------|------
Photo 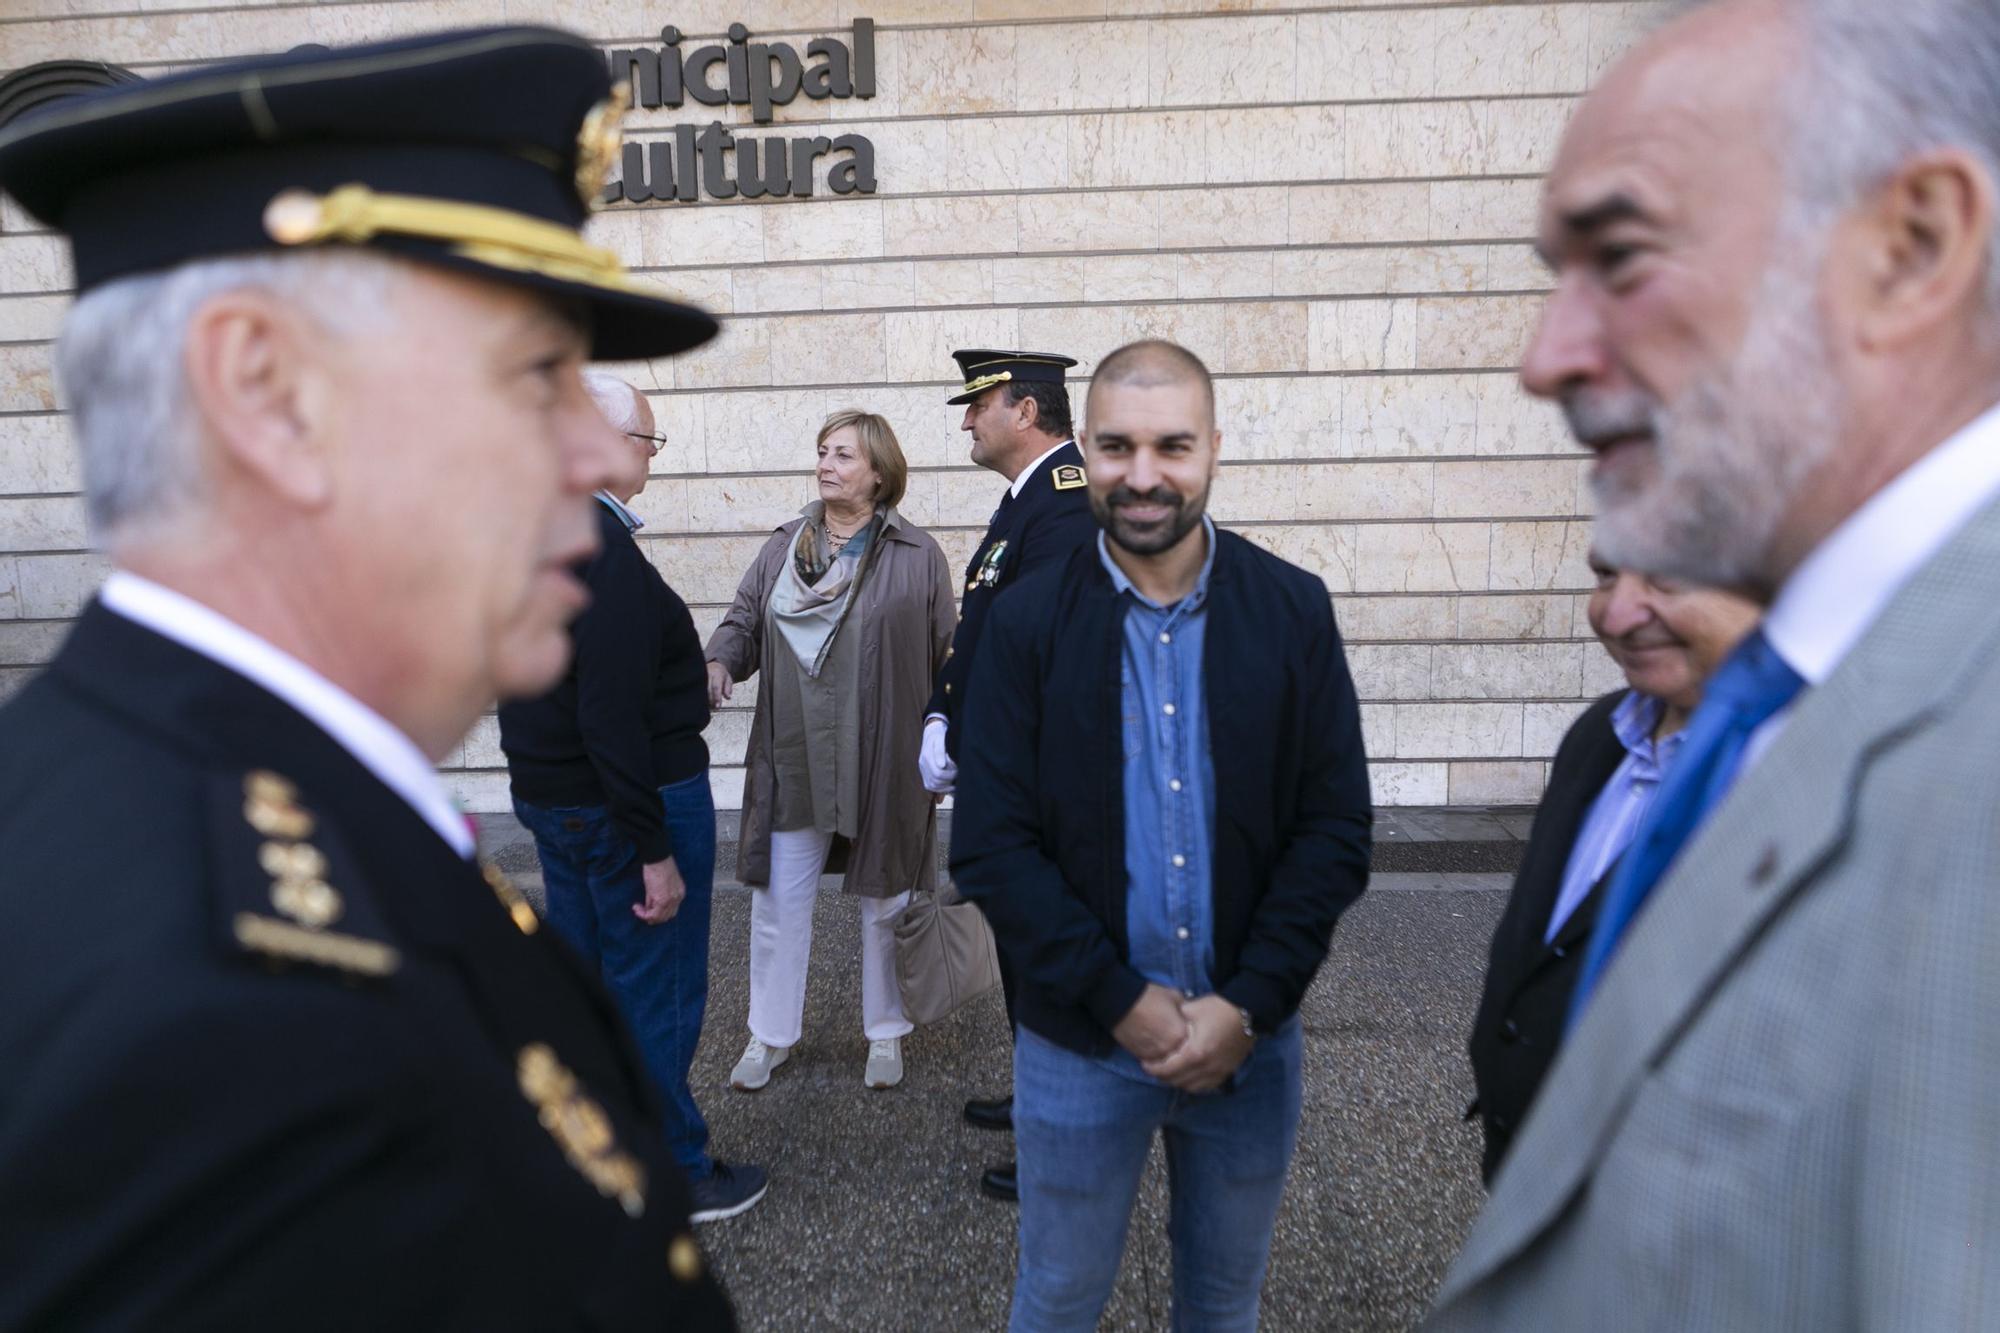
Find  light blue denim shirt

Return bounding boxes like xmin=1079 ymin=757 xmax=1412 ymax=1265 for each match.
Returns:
xmin=1098 ymin=518 xmax=1219 ymax=1081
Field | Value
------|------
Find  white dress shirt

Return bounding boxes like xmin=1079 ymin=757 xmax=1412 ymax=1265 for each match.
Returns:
xmin=1009 ymin=438 xmax=1075 ymax=498
xmin=98 ymin=571 xmax=476 ymax=859
xmin=1752 ymin=399 xmax=2000 ymax=765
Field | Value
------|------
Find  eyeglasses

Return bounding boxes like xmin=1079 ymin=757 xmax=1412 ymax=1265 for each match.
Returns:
xmin=626 ymin=432 xmax=669 ymax=451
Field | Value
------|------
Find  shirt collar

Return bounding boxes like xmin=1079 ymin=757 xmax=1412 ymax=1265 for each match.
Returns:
xmin=1010 ymin=438 xmax=1074 ymax=499
xmin=1765 ymin=397 xmax=2000 ymax=685
xmin=594 ymin=490 xmax=642 ymax=532
xmin=1098 ymin=515 xmax=1218 ymax=612
xmin=97 ymin=571 xmax=476 ymax=859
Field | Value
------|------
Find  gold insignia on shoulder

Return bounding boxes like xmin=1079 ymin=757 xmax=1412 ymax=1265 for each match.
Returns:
xmin=233 ymin=912 xmax=400 ymax=977
xmin=1051 ymin=463 xmax=1087 ymax=491
xmin=574 ymin=82 xmax=631 ymax=210
xmin=243 ymin=770 xmax=315 ymax=840
xmin=483 ymin=861 xmax=541 ymax=935
xmin=517 ymin=1043 xmax=648 ymax=1218
xmin=668 ymin=1233 xmax=704 ymax=1283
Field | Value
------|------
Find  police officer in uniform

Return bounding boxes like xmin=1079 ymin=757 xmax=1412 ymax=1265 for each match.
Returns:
xmin=919 ymin=349 xmax=1097 ymax=1203
xmin=0 ymin=30 xmax=737 ymax=1329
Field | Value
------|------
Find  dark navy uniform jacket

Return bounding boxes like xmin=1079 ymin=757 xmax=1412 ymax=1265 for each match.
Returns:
xmin=0 ymin=604 xmax=734 ymax=1332
xmin=926 ymin=440 xmax=1097 ymax=756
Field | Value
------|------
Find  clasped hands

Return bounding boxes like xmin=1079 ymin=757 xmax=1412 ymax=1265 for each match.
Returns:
xmin=1112 ymin=983 xmax=1255 ymax=1094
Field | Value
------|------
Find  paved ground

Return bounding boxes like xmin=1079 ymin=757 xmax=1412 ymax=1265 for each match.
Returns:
xmin=627 ymin=872 xmax=1509 ymax=1333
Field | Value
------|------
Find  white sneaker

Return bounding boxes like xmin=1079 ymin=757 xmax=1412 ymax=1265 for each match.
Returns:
xmin=730 ymin=1038 xmax=790 ymax=1091
xmin=864 ymin=1037 xmax=903 ymax=1089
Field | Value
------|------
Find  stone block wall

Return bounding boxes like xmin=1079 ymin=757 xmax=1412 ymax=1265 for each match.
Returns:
xmin=0 ymin=0 xmax=1672 ymax=812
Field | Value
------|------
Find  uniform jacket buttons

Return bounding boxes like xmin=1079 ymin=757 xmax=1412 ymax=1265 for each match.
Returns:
xmin=668 ymin=1233 xmax=703 ymax=1283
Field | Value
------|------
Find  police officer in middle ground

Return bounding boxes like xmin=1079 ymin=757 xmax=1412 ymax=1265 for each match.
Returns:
xmin=919 ymin=348 xmax=1097 ymax=1203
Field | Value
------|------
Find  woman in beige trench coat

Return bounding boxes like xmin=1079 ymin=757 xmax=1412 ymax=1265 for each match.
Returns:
xmin=705 ymin=409 xmax=954 ymax=1092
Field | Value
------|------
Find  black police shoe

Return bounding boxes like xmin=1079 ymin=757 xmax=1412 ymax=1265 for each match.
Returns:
xmin=963 ymin=1094 xmax=1012 ymax=1132
xmin=979 ymin=1161 xmax=1018 ymax=1203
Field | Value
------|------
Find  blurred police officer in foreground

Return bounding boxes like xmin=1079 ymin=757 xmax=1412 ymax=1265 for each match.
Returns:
xmin=919 ymin=349 xmax=1098 ymax=1203
xmin=0 ymin=29 xmax=736 ymax=1330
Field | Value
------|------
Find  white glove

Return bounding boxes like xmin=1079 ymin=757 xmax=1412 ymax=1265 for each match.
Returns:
xmin=919 ymin=715 xmax=957 ymax=794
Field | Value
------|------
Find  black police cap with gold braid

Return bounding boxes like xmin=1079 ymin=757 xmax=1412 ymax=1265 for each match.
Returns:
xmin=0 ymin=27 xmax=716 ymax=360
xmin=947 ymin=348 xmax=1079 ymax=406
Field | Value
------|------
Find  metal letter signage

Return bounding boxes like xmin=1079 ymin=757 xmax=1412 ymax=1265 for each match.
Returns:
xmin=604 ymin=18 xmax=878 ymax=204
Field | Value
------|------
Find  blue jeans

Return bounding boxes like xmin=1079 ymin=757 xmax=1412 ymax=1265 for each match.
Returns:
xmin=512 ymin=771 xmax=716 ymax=1181
xmin=1010 ymin=1020 xmax=1304 ymax=1333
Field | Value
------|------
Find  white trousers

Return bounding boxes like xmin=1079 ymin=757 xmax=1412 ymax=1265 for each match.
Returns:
xmin=749 ymin=828 xmax=913 ymax=1047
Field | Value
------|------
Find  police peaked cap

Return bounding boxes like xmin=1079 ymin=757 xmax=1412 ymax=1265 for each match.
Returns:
xmin=0 ymin=27 xmax=717 ymax=360
xmin=947 ymin=348 xmax=1079 ymax=406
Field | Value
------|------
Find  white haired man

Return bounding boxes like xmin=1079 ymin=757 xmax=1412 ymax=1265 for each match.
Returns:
xmin=0 ymin=31 xmax=736 ymax=1330
xmin=500 ymin=372 xmax=768 ymax=1223
xmin=1432 ymin=0 xmax=2000 ymax=1325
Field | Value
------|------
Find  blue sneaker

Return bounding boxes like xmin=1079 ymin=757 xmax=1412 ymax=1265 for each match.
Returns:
xmin=689 ymin=1160 xmax=768 ymax=1224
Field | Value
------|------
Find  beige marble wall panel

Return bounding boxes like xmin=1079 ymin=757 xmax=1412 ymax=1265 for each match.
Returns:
xmin=1081 ymin=253 xmax=1179 ymax=303
xmin=1246 ymin=523 xmax=1357 ymax=594
xmin=931 ymin=470 xmax=1010 ymax=528
xmin=1342 ymin=374 xmax=1481 ymax=458
xmin=1430 ymin=179 xmax=1541 ymax=241
xmin=1474 ymin=375 xmax=1571 ymax=455
xmin=686 ymin=472 xmax=832 ymax=533
xmin=972 ymin=0 xmax=1109 ymax=19
xmin=885 ymin=306 xmax=1021 ymax=382
xmin=0 ymin=345 xmax=56 ymax=413
xmin=0 ymin=295 xmax=65 ymax=344
xmin=1148 ymin=15 xmax=1296 ymax=108
xmin=1016 ymin=21 xmax=1151 ymax=114
xmin=1391 ymin=701 xmax=1524 ymax=760
xmin=1018 ymin=188 xmax=1161 ymax=253
xmin=1431 ymin=642 xmax=1583 ymax=700
xmin=949 ymin=116 xmax=1073 ymax=192
xmin=1018 ymin=301 xmax=1225 ymax=374
xmin=1487 ymin=244 xmax=1552 ymax=292
xmin=731 ymin=263 xmax=825 ymax=314
xmin=994 ymin=255 xmax=1089 ymax=301
xmin=1581 ymin=646 xmax=1629 ymax=696
xmin=650 ymin=267 xmax=735 ymax=314
xmin=898 ymin=23 xmax=1017 ymax=116
xmin=1448 ymin=760 xmax=1545 ymax=804
xmin=1298 ymin=9 xmax=1436 ymax=102
xmin=816 ymin=259 xmax=915 ymax=310
xmin=1345 ymin=643 xmax=1432 ymax=701
xmin=1488 ymin=519 xmax=1593 ymax=591
xmin=1486 ymin=99 xmax=1576 ymax=178
xmin=1334 ymin=594 xmax=1456 ymax=643
xmin=1069 ymin=111 xmax=1206 ymax=191
xmin=1435 ymin=458 xmax=1584 ymax=519
xmin=459 ymin=716 xmax=505 ymax=770
xmin=860 ymin=388 xmax=968 ymax=471
xmin=699 ymin=707 xmax=755 ymax=762
xmin=1456 ymin=592 xmax=1576 ymax=641
xmin=643 ymin=534 xmax=776 ymax=604
xmin=652 ymin=315 xmax=762 ymax=389
xmin=768 ymin=310 xmax=888 ymax=386
xmin=0 ymin=236 xmax=69 ymax=296
xmin=1370 ymin=761 xmax=1450 ymax=806
xmin=1308 ymin=298 xmax=1416 ymax=373
xmin=883 ymin=195 xmax=1019 ymax=257
xmin=0 ymin=415 xmax=80 ymax=496
xmin=1156 ymin=186 xmax=1291 ymax=250
xmin=690 ymin=387 xmax=828 ymax=473
xmin=0 ymin=557 xmax=17 ymax=621
xmin=0 ymin=496 xmax=85 ymax=552
xmin=1345 ymin=100 xmax=1492 ymax=181
xmin=910 ymin=259 xmax=995 ymax=308
xmin=13 ymin=551 xmax=110 ymax=619
xmin=1435 ymin=5 xmax=1592 ymax=97
xmin=1212 ymin=460 xmax=1431 ymax=524
xmin=625 ymin=478 xmax=692 ymax=531
xmin=1587 ymin=2 xmax=1677 ymax=80
xmin=629 ymin=204 xmax=766 ymax=268
xmin=1205 ymin=105 xmax=1342 ymax=187
xmin=1214 ymin=375 xmax=1339 ymax=461
xmin=1288 ymin=182 xmax=1431 ymax=246
xmin=1357 ymin=705 xmax=1397 ymax=759
xmin=0 ymin=620 xmax=68 ymax=669
xmin=759 ymin=198 xmax=886 ymax=264
xmin=1220 ymin=299 xmax=1306 ymax=375
xmin=1352 ymin=521 xmax=1491 ymax=593
xmin=1416 ymin=293 xmax=1541 ymax=369
xmin=1524 ymin=697 xmax=1595 ymax=755
xmin=1178 ymin=251 xmax=1276 ymax=301
xmin=1276 ymin=245 xmax=1487 ymax=301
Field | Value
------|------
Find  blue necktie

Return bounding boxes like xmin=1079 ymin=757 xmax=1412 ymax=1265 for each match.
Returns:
xmin=1568 ymin=629 xmax=1805 ymax=1022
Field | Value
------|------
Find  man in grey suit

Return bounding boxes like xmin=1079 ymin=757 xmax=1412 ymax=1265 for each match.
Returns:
xmin=1430 ymin=0 xmax=2000 ymax=1326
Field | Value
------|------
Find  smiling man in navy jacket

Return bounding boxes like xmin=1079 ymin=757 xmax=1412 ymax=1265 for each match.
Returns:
xmin=951 ymin=340 xmax=1372 ymax=1331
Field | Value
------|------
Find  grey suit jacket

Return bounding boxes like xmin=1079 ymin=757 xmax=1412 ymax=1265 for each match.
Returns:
xmin=1428 ymin=495 xmax=2000 ymax=1330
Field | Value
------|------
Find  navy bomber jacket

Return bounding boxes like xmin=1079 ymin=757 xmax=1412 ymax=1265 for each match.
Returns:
xmin=950 ymin=527 xmax=1373 ymax=1057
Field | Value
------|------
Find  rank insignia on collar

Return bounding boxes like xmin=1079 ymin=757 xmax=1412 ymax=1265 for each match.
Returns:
xmin=1051 ymin=463 xmax=1086 ymax=491
xmin=518 ymin=1043 xmax=648 ymax=1218
xmin=243 ymin=769 xmax=314 ymax=840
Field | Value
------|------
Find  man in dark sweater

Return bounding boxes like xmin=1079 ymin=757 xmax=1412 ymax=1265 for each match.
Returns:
xmin=951 ymin=341 xmax=1372 ymax=1330
xmin=500 ymin=373 xmax=767 ymax=1224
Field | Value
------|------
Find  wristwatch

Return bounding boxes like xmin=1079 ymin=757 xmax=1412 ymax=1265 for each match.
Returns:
xmin=1235 ymin=1005 xmax=1257 ymax=1041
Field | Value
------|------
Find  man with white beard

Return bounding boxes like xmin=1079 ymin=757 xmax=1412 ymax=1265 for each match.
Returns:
xmin=1429 ymin=0 xmax=2000 ymax=1327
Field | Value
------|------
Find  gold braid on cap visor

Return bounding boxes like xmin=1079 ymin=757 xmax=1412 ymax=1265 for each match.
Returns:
xmin=960 ymin=371 xmax=1013 ymax=395
xmin=262 ymin=184 xmax=653 ymax=294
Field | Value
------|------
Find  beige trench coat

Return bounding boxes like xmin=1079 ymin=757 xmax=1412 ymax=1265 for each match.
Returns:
xmin=706 ymin=509 xmax=955 ymax=898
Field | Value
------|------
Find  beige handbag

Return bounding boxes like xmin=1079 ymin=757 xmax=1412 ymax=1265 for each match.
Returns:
xmin=893 ymin=816 xmax=1001 ymax=1026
